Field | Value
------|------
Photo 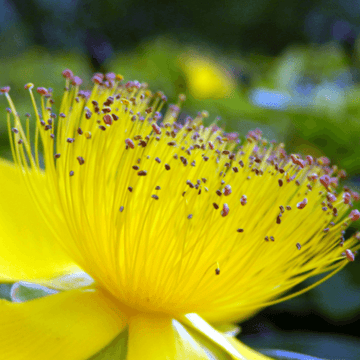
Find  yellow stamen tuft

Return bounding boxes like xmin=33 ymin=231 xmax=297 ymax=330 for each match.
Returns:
xmin=3 ymin=71 xmax=359 ymax=324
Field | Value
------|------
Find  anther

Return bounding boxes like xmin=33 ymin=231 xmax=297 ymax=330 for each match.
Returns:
xmin=69 ymin=171 xmax=74 ymax=176
xmin=223 ymin=185 xmax=232 ymax=196
xmin=77 ymin=156 xmax=85 ymax=165
xmin=119 ymin=206 xmax=124 ymax=212
xmin=17 ymin=139 xmax=23 ymax=145
xmin=67 ymin=138 xmax=75 ymax=143
xmin=137 ymin=170 xmax=147 ymax=176
xmin=155 ymin=157 xmax=161 ymax=163
xmin=276 ymin=215 xmax=281 ymax=224
xmin=215 ymin=268 xmax=220 ymax=275
xmin=349 ymin=209 xmax=360 ymax=221
xmin=152 ymin=123 xmax=162 ymax=135
xmin=155 ymin=186 xmax=161 ymax=190
xmin=237 ymin=228 xmax=244 ymax=233
xmin=278 ymin=179 xmax=283 ymax=187
xmin=345 ymin=249 xmax=355 ymax=261
xmin=265 ymin=236 xmax=269 ymax=241
xmin=85 ymin=132 xmax=92 ymax=139
xmin=240 ymin=195 xmax=247 ymax=206
xmin=270 ymin=236 xmax=275 ymax=241
xmin=0 ymin=86 xmax=10 ymax=93
xmin=98 ymin=125 xmax=106 ymax=131
xmin=103 ymin=114 xmax=113 ymax=125
xmin=279 ymin=205 xmax=285 ymax=213
xmin=221 ymin=203 xmax=230 ymax=217
xmin=125 ymin=138 xmax=135 ymax=149
xmin=297 ymin=198 xmax=308 ymax=209
xmin=54 ymin=153 xmax=61 ymax=159
xmin=296 ymin=243 xmax=301 ymax=250
xmin=11 ymin=128 xmax=19 ymax=134
xmin=213 ymin=203 xmax=219 ymax=210
xmin=151 ymin=194 xmax=159 ymax=200
xmin=165 ymin=164 xmax=170 ymax=170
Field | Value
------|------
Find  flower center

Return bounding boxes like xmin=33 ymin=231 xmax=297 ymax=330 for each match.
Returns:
xmin=3 ymin=72 xmax=359 ymax=321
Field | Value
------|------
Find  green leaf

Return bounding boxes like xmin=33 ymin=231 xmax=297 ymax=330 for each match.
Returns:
xmin=88 ymin=328 xmax=128 ymax=360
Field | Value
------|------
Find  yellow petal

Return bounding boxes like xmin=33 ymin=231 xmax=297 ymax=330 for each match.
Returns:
xmin=127 ymin=313 xmax=210 ymax=360
xmin=182 ymin=313 xmax=274 ymax=359
xmin=0 ymin=160 xmax=80 ymax=282
xmin=0 ymin=288 xmax=127 ymax=360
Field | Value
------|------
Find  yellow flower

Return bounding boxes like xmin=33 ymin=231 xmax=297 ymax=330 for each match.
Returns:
xmin=179 ymin=54 xmax=236 ymax=99
xmin=0 ymin=70 xmax=359 ymax=360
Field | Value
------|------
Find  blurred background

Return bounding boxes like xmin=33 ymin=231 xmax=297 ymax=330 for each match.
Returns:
xmin=1 ymin=0 xmax=360 ymax=358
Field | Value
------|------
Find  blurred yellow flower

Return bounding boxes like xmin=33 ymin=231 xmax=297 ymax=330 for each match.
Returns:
xmin=180 ymin=54 xmax=236 ymax=99
xmin=0 ymin=71 xmax=358 ymax=359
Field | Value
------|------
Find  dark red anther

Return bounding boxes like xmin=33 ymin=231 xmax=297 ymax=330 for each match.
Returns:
xmin=346 ymin=249 xmax=355 ymax=261
xmin=98 ymin=125 xmax=106 ymax=131
xmin=67 ymin=138 xmax=75 ymax=143
xmin=0 ymin=86 xmax=10 ymax=93
xmin=215 ymin=268 xmax=220 ymax=275
xmin=343 ymin=192 xmax=351 ymax=205
xmin=54 ymin=153 xmax=61 ymax=159
xmin=103 ymin=114 xmax=113 ymax=126
xmin=125 ymin=138 xmax=135 ymax=149
xmin=279 ymin=205 xmax=285 ymax=213
xmin=208 ymin=141 xmax=214 ymax=150
xmin=264 ymin=236 xmax=269 ymax=241
xmin=137 ymin=170 xmax=147 ymax=176
xmin=105 ymin=72 xmax=116 ymax=81
xmin=320 ymin=175 xmax=330 ymax=189
xmin=165 ymin=164 xmax=170 ymax=171
xmin=152 ymin=123 xmax=162 ymax=135
xmin=128 ymin=187 xmax=133 ymax=193
xmin=44 ymin=125 xmax=52 ymax=131
xmin=167 ymin=141 xmax=176 ymax=146
xmin=327 ymin=193 xmax=336 ymax=203
xmin=223 ymin=185 xmax=232 ymax=196
xmin=77 ymin=127 xmax=83 ymax=135
xmin=240 ymin=195 xmax=247 ymax=206
xmin=17 ymin=139 xmax=23 ymax=144
xmin=71 ymin=76 xmax=82 ymax=86
xmin=151 ymin=194 xmax=159 ymax=200
xmin=92 ymin=74 xmax=103 ymax=84
xmin=349 ymin=209 xmax=360 ymax=221
xmin=237 ymin=228 xmax=244 ymax=233
xmin=77 ymin=156 xmax=85 ymax=165
xmin=306 ymin=155 xmax=314 ymax=165
xmin=308 ymin=173 xmax=318 ymax=181
xmin=276 ymin=215 xmax=281 ymax=224
xmin=221 ymin=203 xmax=230 ymax=217
xmin=213 ymin=203 xmax=219 ymax=210
xmin=155 ymin=186 xmax=161 ymax=190
xmin=11 ymin=128 xmax=19 ymax=134
xmin=132 ymin=165 xmax=139 ymax=171
xmin=297 ymin=198 xmax=308 ymax=209
xmin=278 ymin=179 xmax=283 ymax=187
xmin=62 ymin=69 xmax=73 ymax=79
xmin=36 ymin=87 xmax=48 ymax=96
